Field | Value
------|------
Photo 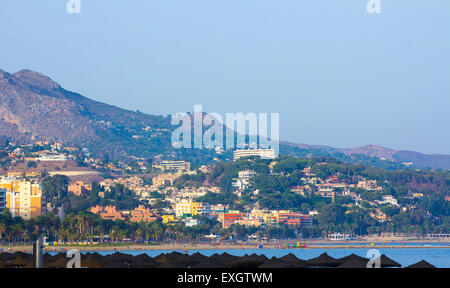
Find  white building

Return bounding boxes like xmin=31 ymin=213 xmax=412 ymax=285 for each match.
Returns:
xmin=233 ymin=149 xmax=276 ymax=161
xmin=377 ymin=195 xmax=399 ymax=206
xmin=232 ymin=170 xmax=256 ymax=190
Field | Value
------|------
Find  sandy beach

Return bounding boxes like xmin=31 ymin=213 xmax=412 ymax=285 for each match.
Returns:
xmin=1 ymin=240 xmax=449 ymax=253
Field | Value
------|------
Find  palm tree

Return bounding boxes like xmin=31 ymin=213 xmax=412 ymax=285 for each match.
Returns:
xmin=0 ymin=223 xmax=6 ymax=244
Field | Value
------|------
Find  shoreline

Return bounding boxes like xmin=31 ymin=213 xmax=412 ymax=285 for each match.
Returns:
xmin=1 ymin=242 xmax=449 ymax=253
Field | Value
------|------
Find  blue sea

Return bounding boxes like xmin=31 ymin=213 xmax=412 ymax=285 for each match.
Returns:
xmin=91 ymin=246 xmax=450 ymax=268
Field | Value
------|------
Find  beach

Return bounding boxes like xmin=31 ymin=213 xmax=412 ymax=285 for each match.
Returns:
xmin=1 ymin=240 xmax=449 ymax=253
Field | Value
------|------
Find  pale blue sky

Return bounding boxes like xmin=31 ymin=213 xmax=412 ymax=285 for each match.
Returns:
xmin=0 ymin=1 xmax=449 ymax=154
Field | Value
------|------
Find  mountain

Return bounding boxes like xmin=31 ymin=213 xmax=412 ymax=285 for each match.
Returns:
xmin=1 ymin=68 xmax=449 ymax=169
xmin=281 ymin=142 xmax=450 ymax=170
xmin=0 ymin=68 xmax=172 ymax=159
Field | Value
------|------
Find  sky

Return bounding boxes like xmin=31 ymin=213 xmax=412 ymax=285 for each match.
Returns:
xmin=0 ymin=0 xmax=449 ymax=155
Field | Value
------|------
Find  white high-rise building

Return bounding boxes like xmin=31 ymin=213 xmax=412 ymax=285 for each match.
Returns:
xmin=233 ymin=148 xmax=276 ymax=161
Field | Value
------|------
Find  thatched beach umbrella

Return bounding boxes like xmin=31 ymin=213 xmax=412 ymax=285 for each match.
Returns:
xmin=377 ymin=255 xmax=401 ymax=268
xmin=190 ymin=252 xmax=210 ymax=263
xmin=5 ymin=254 xmax=33 ymax=268
xmin=154 ymin=251 xmax=185 ymax=264
xmin=102 ymin=260 xmax=130 ymax=268
xmin=258 ymin=257 xmax=295 ymax=268
xmin=338 ymin=254 xmax=368 ymax=264
xmin=279 ymin=253 xmax=301 ymax=263
xmin=156 ymin=261 xmax=189 ymax=268
xmin=306 ymin=253 xmax=342 ymax=268
xmin=406 ymin=260 xmax=436 ymax=268
xmin=336 ymin=259 xmax=368 ymax=268
xmin=210 ymin=252 xmax=239 ymax=263
xmin=224 ymin=254 xmax=267 ymax=268
xmin=129 ymin=253 xmax=158 ymax=268
xmin=80 ymin=253 xmax=107 ymax=268
xmin=278 ymin=253 xmax=309 ymax=268
xmin=192 ymin=260 xmax=228 ymax=268
xmin=132 ymin=253 xmax=153 ymax=262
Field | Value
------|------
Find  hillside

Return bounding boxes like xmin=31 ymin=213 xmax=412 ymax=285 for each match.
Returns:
xmin=1 ymin=68 xmax=449 ymax=170
xmin=281 ymin=143 xmax=450 ymax=170
xmin=0 ymin=69 xmax=172 ymax=159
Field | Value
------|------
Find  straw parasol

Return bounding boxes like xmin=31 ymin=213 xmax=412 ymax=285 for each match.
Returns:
xmin=5 ymin=254 xmax=33 ymax=268
xmin=306 ymin=253 xmax=342 ymax=268
xmin=279 ymin=253 xmax=301 ymax=263
xmin=338 ymin=254 xmax=368 ymax=264
xmin=258 ymin=257 xmax=295 ymax=268
xmin=406 ymin=260 xmax=436 ymax=268
xmin=192 ymin=260 xmax=228 ymax=268
xmin=210 ymin=252 xmax=239 ymax=263
xmin=377 ymin=255 xmax=401 ymax=268
xmin=190 ymin=252 xmax=211 ymax=263
xmin=156 ymin=261 xmax=189 ymax=268
xmin=102 ymin=260 xmax=130 ymax=268
xmin=80 ymin=253 xmax=107 ymax=268
xmin=129 ymin=253 xmax=158 ymax=268
xmin=224 ymin=254 xmax=267 ymax=268
xmin=336 ymin=259 xmax=368 ymax=268
xmin=44 ymin=252 xmax=74 ymax=268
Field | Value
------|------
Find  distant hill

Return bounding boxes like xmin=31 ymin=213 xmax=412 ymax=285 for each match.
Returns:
xmin=1 ymin=68 xmax=449 ymax=170
xmin=281 ymin=142 xmax=450 ymax=170
xmin=0 ymin=68 xmax=172 ymax=159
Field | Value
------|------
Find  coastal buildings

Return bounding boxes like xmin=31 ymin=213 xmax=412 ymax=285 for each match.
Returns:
xmin=0 ymin=188 xmax=6 ymax=209
xmin=0 ymin=180 xmax=42 ymax=219
xmin=220 ymin=212 xmax=245 ymax=228
xmin=152 ymin=173 xmax=179 ymax=188
xmin=218 ymin=210 xmax=313 ymax=229
xmin=232 ymin=170 xmax=256 ymax=191
xmin=357 ymin=180 xmax=382 ymax=191
xmin=174 ymin=201 xmax=210 ymax=218
xmin=90 ymin=205 xmax=125 ymax=221
xmin=68 ymin=181 xmax=92 ymax=196
xmin=130 ymin=205 xmax=158 ymax=223
xmin=277 ymin=212 xmax=313 ymax=226
xmin=233 ymin=148 xmax=276 ymax=161
xmin=154 ymin=160 xmax=190 ymax=172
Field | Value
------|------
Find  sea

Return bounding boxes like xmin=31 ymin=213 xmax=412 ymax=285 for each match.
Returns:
xmin=90 ymin=243 xmax=450 ymax=268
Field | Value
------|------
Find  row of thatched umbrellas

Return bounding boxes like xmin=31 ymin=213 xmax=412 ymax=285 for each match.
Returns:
xmin=0 ymin=251 xmax=436 ymax=268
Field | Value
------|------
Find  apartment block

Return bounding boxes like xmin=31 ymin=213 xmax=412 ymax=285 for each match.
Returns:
xmin=130 ymin=205 xmax=157 ymax=223
xmin=233 ymin=149 xmax=276 ymax=161
xmin=174 ymin=202 xmax=210 ymax=218
xmin=0 ymin=181 xmax=42 ymax=220
xmin=68 ymin=181 xmax=92 ymax=196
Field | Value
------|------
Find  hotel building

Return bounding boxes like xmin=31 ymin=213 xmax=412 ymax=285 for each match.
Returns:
xmin=233 ymin=149 xmax=276 ymax=161
xmin=0 ymin=180 xmax=42 ymax=219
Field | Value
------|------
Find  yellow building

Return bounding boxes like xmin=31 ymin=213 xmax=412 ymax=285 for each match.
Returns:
xmin=174 ymin=202 xmax=209 ymax=218
xmin=154 ymin=161 xmax=190 ymax=172
xmin=162 ymin=214 xmax=176 ymax=224
xmin=0 ymin=181 xmax=42 ymax=220
xmin=152 ymin=173 xmax=179 ymax=188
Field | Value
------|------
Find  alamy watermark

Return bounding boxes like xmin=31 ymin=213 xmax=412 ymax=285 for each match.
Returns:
xmin=171 ymin=105 xmax=279 ymax=155
xmin=66 ymin=1 xmax=381 ymax=15
xmin=66 ymin=249 xmax=81 ymax=268
xmin=66 ymin=0 xmax=81 ymax=14
xmin=366 ymin=249 xmax=381 ymax=268
xmin=367 ymin=0 xmax=382 ymax=14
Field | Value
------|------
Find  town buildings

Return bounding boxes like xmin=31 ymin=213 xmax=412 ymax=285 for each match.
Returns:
xmin=232 ymin=170 xmax=256 ymax=191
xmin=357 ymin=180 xmax=382 ymax=191
xmin=0 ymin=179 xmax=42 ymax=219
xmin=0 ymin=188 xmax=6 ymax=209
xmin=174 ymin=201 xmax=211 ymax=218
xmin=90 ymin=205 xmax=124 ymax=221
xmin=130 ymin=205 xmax=158 ymax=223
xmin=154 ymin=160 xmax=190 ymax=172
xmin=68 ymin=181 xmax=92 ymax=196
xmin=233 ymin=148 xmax=276 ymax=161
